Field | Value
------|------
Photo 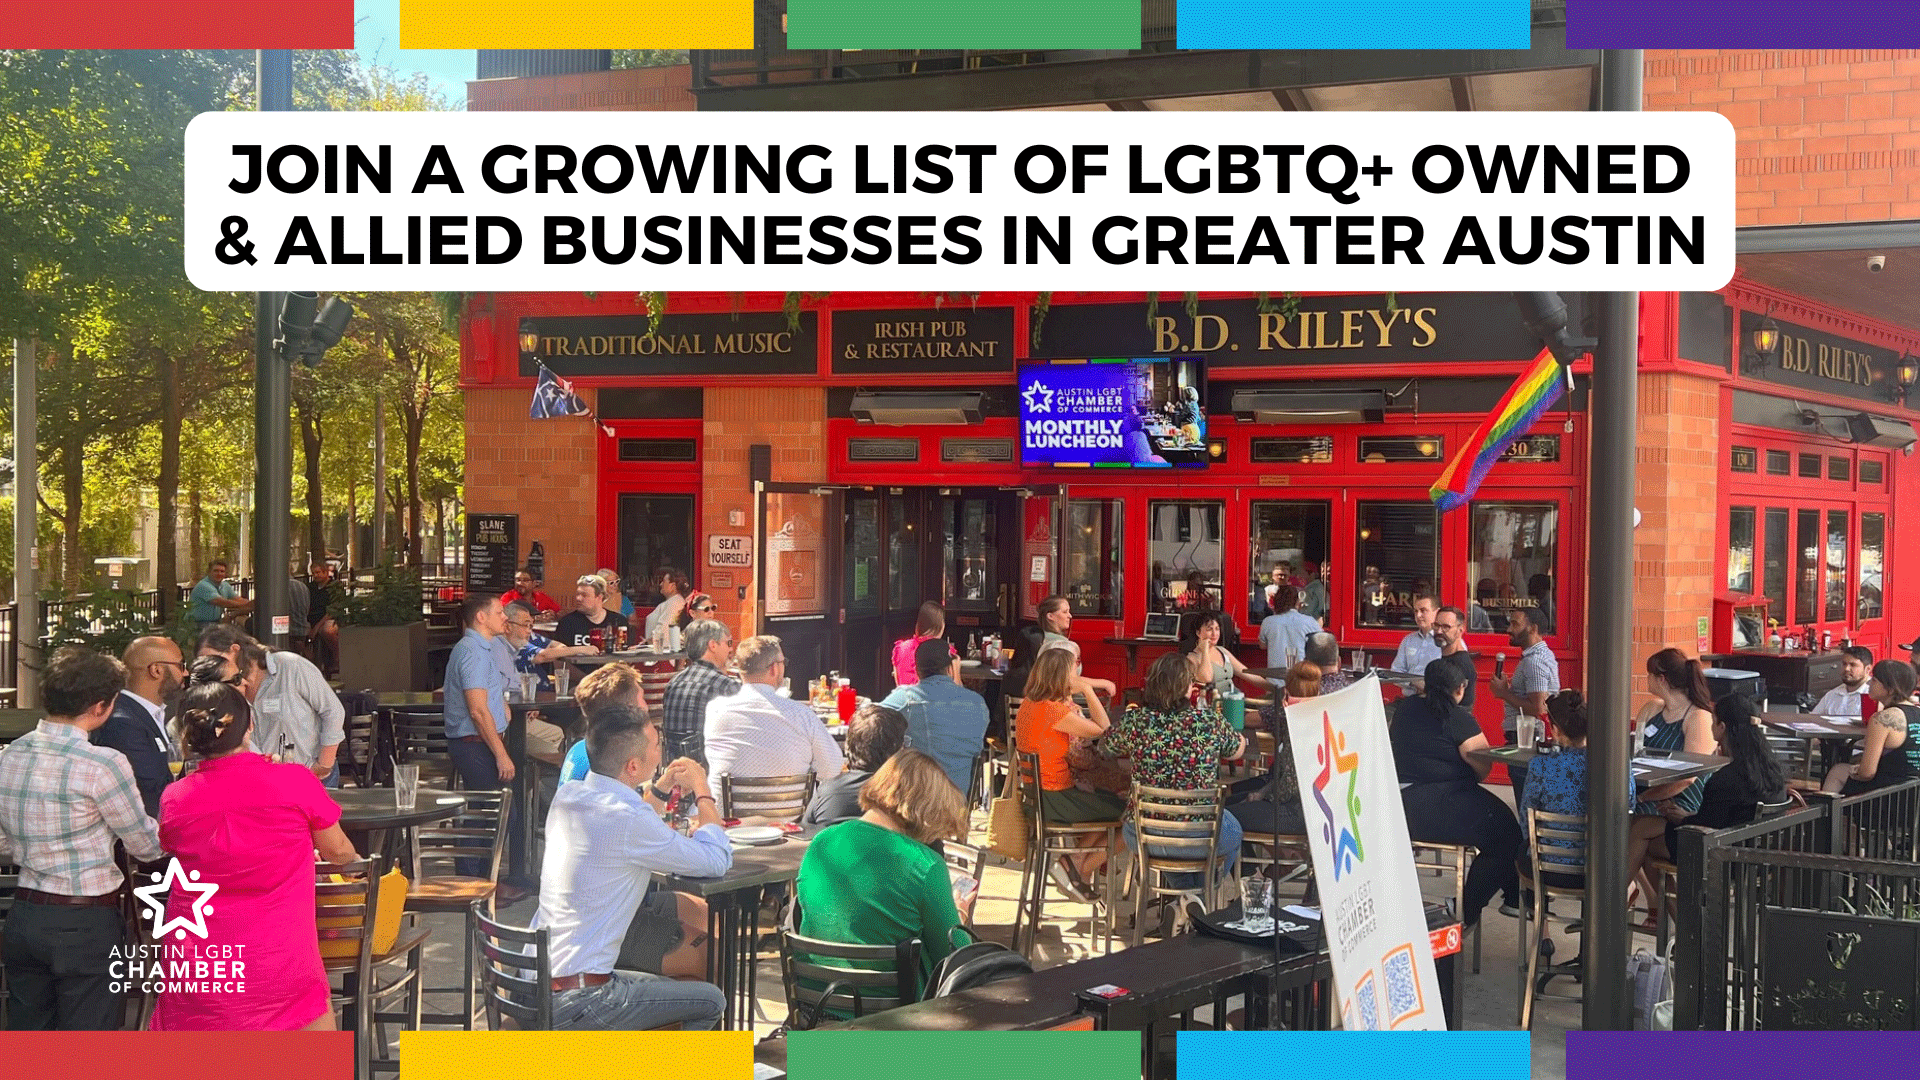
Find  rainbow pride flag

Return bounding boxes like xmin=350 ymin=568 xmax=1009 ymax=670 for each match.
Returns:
xmin=1429 ymin=346 xmax=1567 ymax=512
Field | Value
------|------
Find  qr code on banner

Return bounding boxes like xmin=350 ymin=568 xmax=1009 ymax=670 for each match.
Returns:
xmin=1351 ymin=971 xmax=1380 ymax=1031
xmin=1383 ymin=943 xmax=1428 ymax=1027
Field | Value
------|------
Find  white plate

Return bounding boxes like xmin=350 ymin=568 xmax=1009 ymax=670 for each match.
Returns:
xmin=958 ymin=659 xmax=983 ymax=668
xmin=727 ymin=825 xmax=785 ymax=845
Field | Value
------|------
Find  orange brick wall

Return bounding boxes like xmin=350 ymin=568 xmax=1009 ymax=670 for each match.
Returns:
xmin=1644 ymin=49 xmax=1920 ymax=225
xmin=1632 ymin=370 xmax=1722 ymax=655
xmin=465 ymin=388 xmax=601 ymax=594
xmin=468 ymin=65 xmax=695 ymax=112
xmin=701 ymin=387 xmax=829 ymax=641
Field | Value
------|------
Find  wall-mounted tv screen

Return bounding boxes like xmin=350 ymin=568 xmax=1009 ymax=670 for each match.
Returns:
xmin=1019 ymin=357 xmax=1207 ymax=468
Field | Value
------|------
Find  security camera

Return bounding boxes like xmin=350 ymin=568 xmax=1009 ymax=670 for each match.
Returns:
xmin=1868 ymin=254 xmax=1887 ymax=273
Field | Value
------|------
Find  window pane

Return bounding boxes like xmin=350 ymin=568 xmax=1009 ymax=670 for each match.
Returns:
xmin=1861 ymin=459 xmax=1884 ymax=485
xmin=1149 ymin=502 xmax=1223 ymax=614
xmin=1794 ymin=508 xmax=1819 ymax=624
xmin=1763 ymin=508 xmax=1789 ymax=625
xmin=1825 ymin=510 xmax=1849 ymax=623
xmin=1468 ymin=503 xmax=1560 ymax=636
xmin=1357 ymin=436 xmax=1445 ymax=463
xmin=1357 ymin=502 xmax=1439 ymax=629
xmin=844 ymin=493 xmax=881 ymax=617
xmin=1799 ymin=453 xmax=1822 ymax=479
xmin=1251 ymin=436 xmax=1333 ymax=464
xmin=886 ymin=497 xmax=922 ymax=613
xmin=619 ymin=493 xmax=696 ymax=608
xmin=1766 ymin=450 xmax=1791 ymax=476
xmin=1727 ymin=507 xmax=1755 ymax=594
xmin=1064 ymin=500 xmax=1123 ymax=618
xmin=1859 ymin=513 xmax=1885 ymax=622
xmin=944 ymin=497 xmax=998 ymax=610
xmin=1251 ymin=502 xmax=1332 ymax=621
xmin=1828 ymin=457 xmax=1850 ymax=483
xmin=1729 ymin=446 xmax=1757 ymax=473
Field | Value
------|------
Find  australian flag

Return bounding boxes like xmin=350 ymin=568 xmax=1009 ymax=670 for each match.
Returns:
xmin=530 ymin=367 xmax=591 ymax=419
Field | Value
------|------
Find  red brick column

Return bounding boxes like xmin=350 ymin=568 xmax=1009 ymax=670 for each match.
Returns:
xmin=464 ymin=387 xmax=600 ymax=590
xmin=701 ymin=387 xmax=828 ymax=640
xmin=1632 ymin=371 xmax=1723 ymax=656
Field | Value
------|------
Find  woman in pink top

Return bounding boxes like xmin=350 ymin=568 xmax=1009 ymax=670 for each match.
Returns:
xmin=890 ymin=601 xmax=953 ymax=689
xmin=152 ymin=656 xmax=359 ymax=1031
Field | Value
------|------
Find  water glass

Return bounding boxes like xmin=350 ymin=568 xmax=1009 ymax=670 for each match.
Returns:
xmin=1517 ymin=718 xmax=1537 ymax=752
xmin=1239 ymin=875 xmax=1274 ymax=928
xmin=394 ymin=764 xmax=421 ymax=811
xmin=554 ymin=665 xmax=571 ymax=696
xmin=519 ymin=673 xmax=539 ymax=701
xmin=1351 ymin=649 xmax=1366 ymax=672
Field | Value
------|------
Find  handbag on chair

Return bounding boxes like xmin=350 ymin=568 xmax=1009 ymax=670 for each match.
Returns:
xmin=985 ymin=766 xmax=1030 ymax=863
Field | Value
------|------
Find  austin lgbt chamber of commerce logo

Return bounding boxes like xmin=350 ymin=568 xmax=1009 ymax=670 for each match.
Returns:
xmin=1308 ymin=712 xmax=1366 ymax=880
xmin=134 ymin=858 xmax=220 ymax=940
xmin=110 ymin=859 xmax=247 ymax=998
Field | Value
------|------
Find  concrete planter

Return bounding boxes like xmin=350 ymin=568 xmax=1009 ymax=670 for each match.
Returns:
xmin=338 ymin=621 xmax=429 ymax=692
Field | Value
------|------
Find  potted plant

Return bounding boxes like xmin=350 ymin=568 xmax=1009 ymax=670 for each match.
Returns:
xmin=334 ymin=563 xmax=430 ymax=691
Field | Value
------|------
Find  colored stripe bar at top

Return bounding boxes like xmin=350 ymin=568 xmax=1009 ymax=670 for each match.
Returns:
xmin=400 ymin=0 xmax=753 ymax=49
xmin=787 ymin=0 xmax=1140 ymax=49
xmin=0 ymin=1 xmax=353 ymax=47
xmin=1179 ymin=0 xmax=1531 ymax=50
xmin=1568 ymin=0 xmax=1920 ymax=48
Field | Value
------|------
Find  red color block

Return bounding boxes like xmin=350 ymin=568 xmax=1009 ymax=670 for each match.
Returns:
xmin=0 ymin=2 xmax=354 ymax=47
xmin=0 ymin=1033 xmax=355 ymax=1080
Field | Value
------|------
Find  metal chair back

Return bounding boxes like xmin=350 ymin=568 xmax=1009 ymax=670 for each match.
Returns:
xmin=779 ymin=900 xmax=920 ymax=1022
xmin=719 ymin=772 xmax=816 ymax=822
xmin=390 ymin=706 xmax=455 ymax=788
xmin=473 ymin=902 xmax=553 ymax=1031
xmin=413 ymin=789 xmax=511 ymax=889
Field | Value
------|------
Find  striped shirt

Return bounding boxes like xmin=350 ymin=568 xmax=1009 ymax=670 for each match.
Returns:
xmin=0 ymin=720 xmax=165 ymax=895
xmin=1506 ymin=641 xmax=1562 ymax=731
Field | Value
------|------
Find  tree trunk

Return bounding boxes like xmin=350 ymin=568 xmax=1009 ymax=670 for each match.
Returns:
xmin=345 ymin=471 xmax=356 ymax=569
xmin=59 ymin=436 xmax=83 ymax=591
xmin=155 ymin=350 xmax=182 ymax=618
xmin=189 ymin=487 xmax=203 ymax=572
xmin=402 ymin=406 xmax=425 ymax=567
xmin=298 ymin=399 xmax=324 ymax=570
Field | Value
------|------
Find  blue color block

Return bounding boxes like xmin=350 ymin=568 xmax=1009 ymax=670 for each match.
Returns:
xmin=1179 ymin=1031 xmax=1532 ymax=1080
xmin=1179 ymin=0 xmax=1531 ymax=50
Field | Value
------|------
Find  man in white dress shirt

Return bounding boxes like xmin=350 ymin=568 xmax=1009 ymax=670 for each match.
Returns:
xmin=1813 ymin=646 xmax=1874 ymax=717
xmin=703 ymin=635 xmax=845 ymax=784
xmin=534 ymin=710 xmax=729 ymax=1030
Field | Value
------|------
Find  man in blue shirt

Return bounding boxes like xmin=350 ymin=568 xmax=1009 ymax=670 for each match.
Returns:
xmin=879 ymin=637 xmax=990 ymax=796
xmin=443 ymin=596 xmax=515 ymax=791
xmin=188 ymin=560 xmax=252 ymax=629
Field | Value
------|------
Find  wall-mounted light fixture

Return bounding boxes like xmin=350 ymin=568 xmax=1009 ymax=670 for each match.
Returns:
xmin=1742 ymin=313 xmax=1781 ymax=375
xmin=1206 ymin=438 xmax=1227 ymax=461
xmin=518 ymin=318 xmax=539 ymax=359
xmin=1890 ymin=353 xmax=1918 ymax=406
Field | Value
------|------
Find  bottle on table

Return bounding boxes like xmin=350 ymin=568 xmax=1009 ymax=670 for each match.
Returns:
xmin=837 ymin=678 xmax=857 ymax=722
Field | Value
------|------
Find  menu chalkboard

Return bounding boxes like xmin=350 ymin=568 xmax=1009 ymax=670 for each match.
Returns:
xmin=466 ymin=513 xmax=519 ymax=598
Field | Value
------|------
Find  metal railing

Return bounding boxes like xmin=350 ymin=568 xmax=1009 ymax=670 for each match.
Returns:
xmin=1674 ymin=780 xmax=1920 ymax=1030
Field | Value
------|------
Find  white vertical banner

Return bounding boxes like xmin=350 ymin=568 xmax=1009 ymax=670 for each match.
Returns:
xmin=1284 ymin=675 xmax=1446 ymax=1030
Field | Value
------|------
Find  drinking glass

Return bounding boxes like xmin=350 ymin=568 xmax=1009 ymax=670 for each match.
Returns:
xmin=519 ymin=673 xmax=539 ymax=701
xmin=1351 ymin=649 xmax=1366 ymax=672
xmin=1518 ymin=718 xmax=1537 ymax=752
xmin=554 ymin=665 xmax=571 ymax=696
xmin=394 ymin=764 xmax=421 ymax=811
xmin=1239 ymin=875 xmax=1274 ymax=929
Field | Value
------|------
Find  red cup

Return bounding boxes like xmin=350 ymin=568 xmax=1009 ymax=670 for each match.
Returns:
xmin=1862 ymin=693 xmax=1879 ymax=722
xmin=837 ymin=683 xmax=857 ymax=722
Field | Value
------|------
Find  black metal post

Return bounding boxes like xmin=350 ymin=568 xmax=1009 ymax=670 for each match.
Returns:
xmin=1582 ymin=46 xmax=1644 ymax=1034
xmin=254 ymin=49 xmax=293 ymax=651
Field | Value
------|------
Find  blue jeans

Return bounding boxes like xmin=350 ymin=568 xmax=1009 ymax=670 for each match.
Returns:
xmin=551 ymin=971 xmax=725 ymax=1031
xmin=1124 ymin=812 xmax=1244 ymax=892
xmin=320 ymin=763 xmax=340 ymax=789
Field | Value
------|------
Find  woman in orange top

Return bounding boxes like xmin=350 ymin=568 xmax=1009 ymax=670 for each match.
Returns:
xmin=1016 ymin=648 xmax=1124 ymax=897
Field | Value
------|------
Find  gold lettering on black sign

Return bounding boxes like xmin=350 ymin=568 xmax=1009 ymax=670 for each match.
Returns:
xmin=1776 ymin=333 xmax=1878 ymax=388
xmin=846 ymin=319 xmax=1000 ymax=362
xmin=1150 ymin=306 xmax=1439 ymax=354
xmin=541 ymin=332 xmax=795 ymax=358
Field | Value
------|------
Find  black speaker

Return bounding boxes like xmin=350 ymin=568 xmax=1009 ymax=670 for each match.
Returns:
xmin=750 ymin=443 xmax=772 ymax=485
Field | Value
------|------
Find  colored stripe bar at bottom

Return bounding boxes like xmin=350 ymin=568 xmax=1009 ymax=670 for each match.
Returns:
xmin=1179 ymin=0 xmax=1531 ymax=50
xmin=0 ymin=1 xmax=353 ymax=47
xmin=787 ymin=0 xmax=1141 ymax=49
xmin=1568 ymin=0 xmax=1920 ymax=47
xmin=1182 ymin=1032 xmax=1531 ymax=1080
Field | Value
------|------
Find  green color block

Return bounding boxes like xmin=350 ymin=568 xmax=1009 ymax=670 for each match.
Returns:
xmin=787 ymin=1 xmax=1141 ymax=49
xmin=785 ymin=1031 xmax=1139 ymax=1080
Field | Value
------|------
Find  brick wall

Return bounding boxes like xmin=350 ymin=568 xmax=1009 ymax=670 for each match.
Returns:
xmin=701 ymin=387 xmax=829 ymax=640
xmin=465 ymin=388 xmax=601 ymax=593
xmin=1644 ymin=49 xmax=1920 ymax=225
xmin=468 ymin=65 xmax=695 ymax=112
xmin=1633 ymin=370 xmax=1722 ymax=654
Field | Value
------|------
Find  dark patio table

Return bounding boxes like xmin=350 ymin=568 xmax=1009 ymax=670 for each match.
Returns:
xmin=655 ymin=829 xmax=812 ymax=1030
xmin=329 ymin=789 xmax=467 ymax=863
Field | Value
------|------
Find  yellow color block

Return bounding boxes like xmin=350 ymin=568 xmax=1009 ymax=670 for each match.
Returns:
xmin=398 ymin=1031 xmax=752 ymax=1080
xmin=400 ymin=0 xmax=754 ymax=49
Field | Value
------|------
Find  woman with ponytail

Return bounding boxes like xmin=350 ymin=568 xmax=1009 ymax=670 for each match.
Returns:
xmin=1634 ymin=649 xmax=1717 ymax=816
xmin=1388 ymin=657 xmax=1521 ymax=927
xmin=151 ymin=656 xmax=360 ymax=1032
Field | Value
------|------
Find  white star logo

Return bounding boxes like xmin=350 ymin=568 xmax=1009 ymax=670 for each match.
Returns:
xmin=133 ymin=858 xmax=219 ymax=941
xmin=1022 ymin=382 xmax=1054 ymax=414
